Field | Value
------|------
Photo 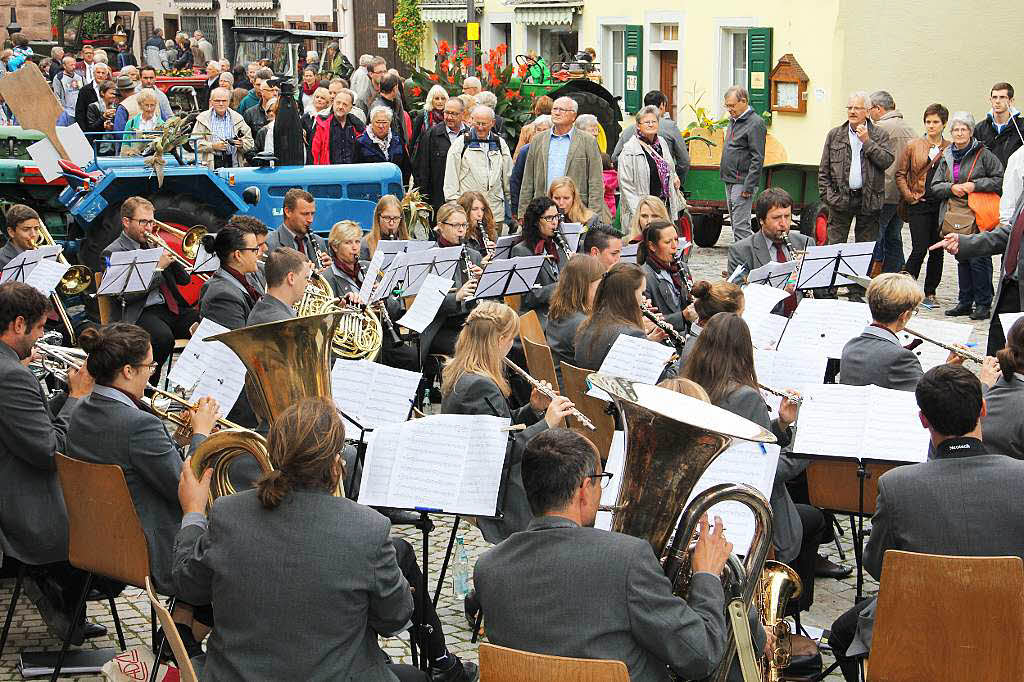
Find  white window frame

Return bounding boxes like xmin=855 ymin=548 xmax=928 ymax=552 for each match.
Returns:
xmin=595 ymin=17 xmax=629 ymax=109
xmin=484 ymin=12 xmax=514 ymax=57
xmin=713 ymin=16 xmax=758 ymax=119
xmin=642 ymin=10 xmax=684 ymax=120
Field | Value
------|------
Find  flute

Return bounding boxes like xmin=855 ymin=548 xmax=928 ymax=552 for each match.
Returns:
xmin=758 ymin=383 xmax=803 ymax=405
xmin=502 ymin=358 xmax=596 ymax=430
xmin=903 ymin=326 xmax=984 ymax=364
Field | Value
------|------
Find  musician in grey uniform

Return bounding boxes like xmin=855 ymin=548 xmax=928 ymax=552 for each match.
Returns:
xmin=475 ymin=428 xmax=743 ymax=682
xmin=0 ymin=204 xmax=42 ymax=269
xmin=545 ymin=254 xmax=604 ymax=386
xmin=245 ymin=247 xmax=307 ymax=326
xmin=638 ymin=220 xmax=694 ymax=332
xmin=199 ymin=226 xmax=266 ymax=330
xmin=264 ymin=188 xmax=329 ymax=268
xmin=512 ymin=196 xmax=570 ymax=325
xmin=980 ymin=316 xmax=1024 ymax=459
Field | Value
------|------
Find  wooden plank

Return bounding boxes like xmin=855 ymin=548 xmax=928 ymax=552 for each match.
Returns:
xmin=0 ymin=66 xmax=70 ymax=159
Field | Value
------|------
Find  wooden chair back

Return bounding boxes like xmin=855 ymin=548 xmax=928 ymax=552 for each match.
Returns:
xmin=56 ymin=454 xmax=150 ymax=588
xmin=504 ymin=294 xmax=521 ymax=313
xmin=805 ymin=460 xmax=903 ymax=516
xmin=479 ymin=643 xmax=629 ymax=682
xmin=559 ymin=361 xmax=615 ymax=461
xmin=94 ymin=273 xmax=115 ymax=325
xmin=518 ymin=310 xmax=545 ymax=346
xmin=521 ymin=337 xmax=564 ymax=429
xmin=868 ymin=551 xmax=1024 ymax=681
xmin=145 ymin=577 xmax=198 ymax=682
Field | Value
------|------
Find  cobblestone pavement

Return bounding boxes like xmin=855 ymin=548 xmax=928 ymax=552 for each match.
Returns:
xmin=0 ymin=221 xmax=993 ymax=681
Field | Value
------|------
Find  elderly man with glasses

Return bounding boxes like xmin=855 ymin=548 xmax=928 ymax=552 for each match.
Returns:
xmin=443 ymin=105 xmax=512 ymax=223
xmin=194 ymin=86 xmax=254 ymax=169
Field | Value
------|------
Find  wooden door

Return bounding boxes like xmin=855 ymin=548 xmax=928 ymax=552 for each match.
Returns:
xmin=352 ymin=0 xmax=399 ymax=69
xmin=659 ymin=51 xmax=678 ymax=116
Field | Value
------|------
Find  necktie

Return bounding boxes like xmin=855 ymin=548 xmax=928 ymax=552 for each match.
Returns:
xmin=295 ymin=235 xmax=306 ymax=256
xmin=1004 ymin=212 xmax=1024 ymax=278
xmin=775 ymin=242 xmax=797 ymax=316
xmin=159 ymin=277 xmax=180 ymax=315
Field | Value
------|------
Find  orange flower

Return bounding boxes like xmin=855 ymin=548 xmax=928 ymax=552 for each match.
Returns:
xmin=411 ymin=86 xmax=422 ymax=96
xmin=439 ymin=40 xmax=450 ymax=55
xmin=440 ymin=60 xmax=449 ymax=72
xmin=462 ymin=57 xmax=472 ymax=68
xmin=428 ymin=72 xmax=439 ymax=82
xmin=490 ymin=77 xmax=500 ymax=88
xmin=448 ymin=75 xmax=455 ymax=84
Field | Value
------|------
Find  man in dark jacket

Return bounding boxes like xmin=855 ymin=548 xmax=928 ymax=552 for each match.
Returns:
xmin=414 ymin=97 xmax=466 ymax=214
xmin=974 ymin=82 xmax=1024 ymax=168
xmin=719 ymin=85 xmax=767 ymax=242
xmin=817 ymin=91 xmax=894 ymax=246
xmin=310 ymin=89 xmax=365 ymax=165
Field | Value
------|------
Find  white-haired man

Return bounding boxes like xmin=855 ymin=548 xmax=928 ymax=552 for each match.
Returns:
xmin=444 ymin=105 xmax=512 ymax=222
xmin=349 ymin=54 xmax=373 ymax=102
xmin=193 ymin=87 xmax=254 ymax=169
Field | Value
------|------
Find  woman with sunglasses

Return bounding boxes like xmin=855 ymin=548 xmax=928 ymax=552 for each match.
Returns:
xmin=198 ymin=226 xmax=266 ymax=331
xmin=69 ymin=322 xmax=219 ymax=658
xmin=512 ymin=196 xmax=570 ymax=325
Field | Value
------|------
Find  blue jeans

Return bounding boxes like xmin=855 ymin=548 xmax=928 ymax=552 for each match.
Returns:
xmin=957 ymin=255 xmax=994 ymax=307
xmin=871 ymin=204 xmax=905 ymax=272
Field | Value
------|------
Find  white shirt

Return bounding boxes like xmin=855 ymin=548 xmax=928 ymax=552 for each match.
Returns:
xmin=848 ymin=124 xmax=864 ymax=190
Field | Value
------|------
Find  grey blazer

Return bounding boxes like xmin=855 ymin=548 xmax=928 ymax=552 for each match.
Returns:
xmin=545 ymin=310 xmax=585 ymax=386
xmin=511 ymin=241 xmax=568 ymax=324
xmin=265 ymin=225 xmax=328 ymax=261
xmin=0 ymin=241 xmax=24 ymax=269
xmin=199 ymin=268 xmax=265 ymax=330
xmin=726 ymin=230 xmax=813 ymax=277
xmin=441 ymin=372 xmax=547 ymax=543
xmin=643 ymin=261 xmax=692 ymax=332
xmin=839 ymin=326 xmax=922 ymax=391
xmin=245 ymin=293 xmax=294 ymax=326
xmin=102 ymin=232 xmax=191 ymax=323
xmin=68 ymin=386 xmax=205 ymax=594
xmin=173 ymin=490 xmax=412 ymax=682
xmin=574 ymin=322 xmax=644 ymax=371
xmin=518 ymin=129 xmax=611 ymax=223
xmin=474 ymin=515 xmax=727 ymax=682
xmin=957 ymin=191 xmax=1024 ymax=320
xmin=0 ymin=341 xmax=78 ymax=565
xmin=716 ymin=384 xmax=803 ymax=563
xmin=982 ymin=374 xmax=1024 ymax=459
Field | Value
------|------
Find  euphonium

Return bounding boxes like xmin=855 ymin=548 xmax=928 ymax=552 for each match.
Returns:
xmin=588 ymin=374 xmax=777 ymax=682
xmin=759 ymin=561 xmax=803 ymax=682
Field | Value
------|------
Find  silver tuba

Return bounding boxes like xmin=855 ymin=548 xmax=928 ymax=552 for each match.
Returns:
xmin=587 ymin=374 xmax=777 ymax=682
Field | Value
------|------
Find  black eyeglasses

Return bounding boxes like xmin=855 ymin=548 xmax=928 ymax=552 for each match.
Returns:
xmin=236 ymin=247 xmax=261 ymax=253
xmin=587 ymin=472 xmax=614 ymax=489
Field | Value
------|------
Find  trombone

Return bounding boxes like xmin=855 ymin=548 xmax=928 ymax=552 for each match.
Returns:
xmin=35 ymin=224 xmax=93 ymax=343
xmin=145 ymin=221 xmax=207 ymax=271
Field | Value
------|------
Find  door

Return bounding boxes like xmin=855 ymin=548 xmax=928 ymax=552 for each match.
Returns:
xmin=163 ymin=16 xmax=179 ymax=39
xmin=659 ymin=51 xmax=677 ymax=116
xmin=353 ymin=0 xmax=398 ymax=70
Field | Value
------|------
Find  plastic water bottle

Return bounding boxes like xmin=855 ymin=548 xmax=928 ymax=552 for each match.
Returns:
xmin=452 ymin=536 xmax=470 ymax=598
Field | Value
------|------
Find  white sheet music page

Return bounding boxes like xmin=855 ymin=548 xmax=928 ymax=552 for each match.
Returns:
xmin=1000 ymin=312 xmax=1024 ymax=336
xmin=595 ymin=431 xmax=626 ymax=531
xmin=359 ymin=249 xmax=386 ymax=302
xmin=865 ymin=386 xmax=930 ymax=463
xmin=191 ymin=341 xmax=247 ymax=414
xmin=167 ymin=318 xmax=230 ymax=389
xmin=897 ymin=318 xmax=974 ymax=371
xmin=747 ymin=260 xmax=796 ymax=288
xmin=683 ymin=441 xmax=781 ymax=555
xmin=586 ymin=334 xmax=676 ymax=400
xmin=331 ymin=358 xmax=420 ymax=431
xmin=23 ymin=259 xmax=69 ymax=295
xmin=754 ymin=348 xmax=829 ymax=415
xmin=776 ymin=298 xmax=870 ymax=358
xmin=395 ymin=273 xmax=453 ymax=333
xmin=795 ymin=242 xmax=875 ymax=289
xmin=745 ymin=311 xmax=789 ymax=350
xmin=742 ymin=283 xmax=790 ymax=317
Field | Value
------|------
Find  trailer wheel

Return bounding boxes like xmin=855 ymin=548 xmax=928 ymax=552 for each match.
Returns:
xmin=692 ymin=212 xmax=724 ymax=248
xmin=798 ymin=201 xmax=829 ymax=246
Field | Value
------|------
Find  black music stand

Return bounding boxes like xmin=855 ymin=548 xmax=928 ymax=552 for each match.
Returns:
xmin=0 ymin=245 xmax=60 ymax=284
xmin=795 ymin=242 xmax=874 ymax=291
xmin=192 ymin=244 xmax=219 ymax=277
xmin=97 ymin=248 xmax=161 ymax=317
xmin=493 ymin=235 xmax=519 ymax=260
xmin=399 ymin=246 xmax=463 ymax=297
xmin=470 ymin=256 xmax=546 ymax=300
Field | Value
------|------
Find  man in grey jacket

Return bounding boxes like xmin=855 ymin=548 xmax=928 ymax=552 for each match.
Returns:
xmin=720 ymin=86 xmax=767 ymax=241
xmin=475 ymin=428 xmax=750 ymax=682
xmin=612 ymin=90 xmax=691 ymax=186
xmin=869 ymin=91 xmax=916 ymax=272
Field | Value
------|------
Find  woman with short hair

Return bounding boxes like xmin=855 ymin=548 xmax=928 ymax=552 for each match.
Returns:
xmin=618 ymin=105 xmax=684 ymax=229
xmin=354 ymin=105 xmax=410 ymax=182
xmin=412 ymin=84 xmax=449 ymax=151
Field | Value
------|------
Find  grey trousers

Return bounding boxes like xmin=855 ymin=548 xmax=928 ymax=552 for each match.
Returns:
xmin=726 ymin=183 xmax=755 ymax=241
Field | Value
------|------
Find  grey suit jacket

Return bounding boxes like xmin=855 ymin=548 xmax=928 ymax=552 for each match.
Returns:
xmin=839 ymin=326 xmax=922 ymax=391
xmin=102 ymin=232 xmax=191 ymax=323
xmin=199 ymin=269 xmax=265 ymax=330
xmin=0 ymin=341 xmax=78 ymax=565
xmin=173 ymin=490 xmax=412 ymax=681
xmin=643 ymin=261 xmax=692 ymax=332
xmin=716 ymin=385 xmax=803 ymax=562
xmin=519 ymin=129 xmax=611 ymax=223
xmin=511 ymin=241 xmax=568 ymax=324
xmin=957 ymin=200 xmax=1024 ymax=317
xmin=982 ymin=374 xmax=1024 ymax=460
xmin=726 ymin=230 xmax=813 ymax=277
xmin=68 ymin=386 xmax=205 ymax=594
xmin=474 ymin=515 xmax=727 ymax=682
xmin=418 ymin=246 xmax=482 ymax=364
xmin=545 ymin=310 xmax=585 ymax=386
xmin=441 ymin=373 xmax=547 ymax=543
xmin=0 ymin=241 xmax=25 ymax=269
xmin=245 ymin=293 xmax=294 ymax=326
xmin=265 ymin=225 xmax=328 ymax=262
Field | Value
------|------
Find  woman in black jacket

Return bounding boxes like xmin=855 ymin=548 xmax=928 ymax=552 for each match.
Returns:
xmin=172 ymin=37 xmax=193 ymax=70
xmin=353 ymin=105 xmax=410 ymax=182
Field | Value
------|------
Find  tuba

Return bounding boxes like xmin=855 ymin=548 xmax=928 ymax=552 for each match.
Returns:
xmin=189 ymin=311 xmax=344 ymax=501
xmin=587 ymin=374 xmax=777 ymax=682
xmin=295 ymin=273 xmax=383 ymax=360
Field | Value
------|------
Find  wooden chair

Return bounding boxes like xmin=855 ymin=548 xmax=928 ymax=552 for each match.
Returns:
xmin=479 ymin=643 xmax=629 ymax=682
xmin=559 ymin=361 xmax=615 ymax=462
xmin=521 ymin=337 xmax=564 ymax=429
xmin=868 ymin=551 xmax=1024 ymax=681
xmin=518 ymin=310 xmax=545 ymax=347
xmin=145 ymin=577 xmax=198 ymax=682
xmin=504 ymin=294 xmax=521 ymax=313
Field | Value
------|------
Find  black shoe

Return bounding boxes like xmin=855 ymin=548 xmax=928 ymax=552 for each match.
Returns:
xmin=430 ymin=655 xmax=480 ymax=682
xmin=82 ymin=622 xmax=107 ymax=640
xmin=970 ymin=305 xmax=991 ymax=320
xmin=23 ymin=577 xmax=75 ymax=644
xmin=154 ymin=623 xmax=204 ymax=662
xmin=815 ymin=555 xmax=853 ymax=579
xmin=945 ymin=303 xmax=973 ymax=316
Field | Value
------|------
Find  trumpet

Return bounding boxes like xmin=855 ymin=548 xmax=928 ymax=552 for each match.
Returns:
xmin=32 ymin=341 xmax=88 ymax=384
xmin=502 ymin=357 xmax=595 ymax=431
xmin=640 ymin=301 xmax=691 ymax=353
xmin=144 ymin=384 xmax=244 ymax=446
xmin=903 ymin=326 xmax=985 ymax=364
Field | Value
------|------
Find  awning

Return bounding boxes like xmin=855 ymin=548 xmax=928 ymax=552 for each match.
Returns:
xmin=513 ymin=5 xmax=578 ymax=25
xmin=174 ymin=0 xmax=214 ymax=9
xmin=422 ymin=8 xmax=467 ymax=22
xmin=227 ymin=0 xmax=275 ymax=9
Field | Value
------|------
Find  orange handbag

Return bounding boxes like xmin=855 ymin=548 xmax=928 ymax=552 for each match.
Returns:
xmin=968 ymin=191 xmax=1001 ymax=231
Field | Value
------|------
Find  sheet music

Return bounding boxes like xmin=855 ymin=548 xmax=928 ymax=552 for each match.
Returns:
xmin=746 ymin=260 xmax=796 ymax=288
xmin=97 ymin=247 xmax=162 ymax=295
xmin=899 ymin=319 xmax=974 ymax=371
xmin=754 ymin=348 xmax=829 ymax=415
xmin=1001 ymin=312 xmax=1024 ymax=336
xmin=683 ymin=441 xmax=781 ymax=555
xmin=167 ymin=318 xmax=231 ymax=389
xmin=407 ymin=240 xmax=437 ymax=253
xmin=494 ymin=235 xmax=518 ymax=260
xmin=586 ymin=334 xmax=676 ymax=400
xmin=776 ymin=298 xmax=870 ymax=358
xmin=358 ymin=249 xmax=386 ymax=302
xmin=401 ymin=245 xmax=463 ymax=296
xmin=0 ymin=246 xmax=60 ymax=283
xmin=191 ymin=340 xmax=247 ymax=414
xmin=793 ymin=384 xmax=929 ymax=463
xmin=23 ymin=259 xmax=69 ymax=295
xmin=331 ymin=358 xmax=420 ymax=431
xmin=744 ymin=310 xmax=788 ymax=350
xmin=619 ymin=243 xmax=640 ymax=264
xmin=369 ymin=252 xmax=407 ymax=304
xmin=596 ymin=431 xmax=625 ymax=531
xmin=471 ymin=255 xmax=546 ymax=300
xmin=795 ymin=242 xmax=875 ymax=290
xmin=26 ymin=138 xmax=62 ymax=183
xmin=395 ymin=273 xmax=452 ymax=333
xmin=357 ymin=414 xmax=510 ymax=516
xmin=192 ymin=243 xmax=219 ymax=275
xmin=742 ymin=283 xmax=790 ymax=318
xmin=377 ymin=240 xmax=411 ymax=268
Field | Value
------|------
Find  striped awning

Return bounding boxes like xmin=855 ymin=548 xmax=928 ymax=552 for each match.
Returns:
xmin=422 ymin=8 xmax=467 ymax=22
xmin=513 ymin=5 xmax=578 ymax=25
xmin=174 ymin=0 xmax=214 ymax=9
xmin=227 ymin=0 xmax=275 ymax=9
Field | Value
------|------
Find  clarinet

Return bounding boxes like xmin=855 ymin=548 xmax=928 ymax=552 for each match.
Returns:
xmin=479 ymin=220 xmax=497 ymax=262
xmin=307 ymin=232 xmax=327 ymax=268
xmin=359 ymin=262 xmax=404 ymax=347
xmin=459 ymin=245 xmax=472 ymax=284
xmin=641 ymin=302 xmax=690 ymax=353
xmin=552 ymin=211 xmax=574 ymax=263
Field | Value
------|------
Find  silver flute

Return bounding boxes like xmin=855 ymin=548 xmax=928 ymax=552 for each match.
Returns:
xmin=502 ymin=358 xmax=595 ymax=431
xmin=903 ymin=326 xmax=984 ymax=364
xmin=759 ymin=383 xmax=803 ymax=405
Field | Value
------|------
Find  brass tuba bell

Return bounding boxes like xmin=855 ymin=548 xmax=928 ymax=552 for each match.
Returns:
xmin=759 ymin=560 xmax=803 ymax=682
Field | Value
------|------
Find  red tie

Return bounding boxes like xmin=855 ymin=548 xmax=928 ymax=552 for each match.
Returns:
xmin=1004 ymin=212 xmax=1024 ymax=277
xmin=160 ymin=279 xmax=180 ymax=315
xmin=775 ymin=242 xmax=797 ymax=316
xmin=294 ymin=235 xmax=305 ymax=255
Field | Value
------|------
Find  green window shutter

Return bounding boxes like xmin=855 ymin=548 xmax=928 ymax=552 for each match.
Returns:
xmin=747 ymin=27 xmax=773 ymax=116
xmin=624 ymin=25 xmax=643 ymax=114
